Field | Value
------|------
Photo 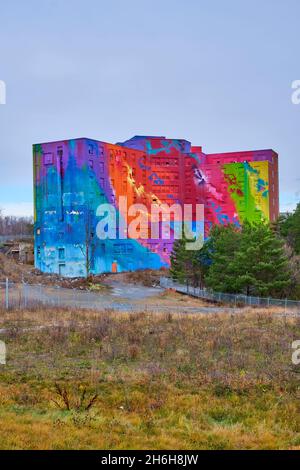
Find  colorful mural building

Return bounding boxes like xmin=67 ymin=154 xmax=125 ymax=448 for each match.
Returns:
xmin=33 ymin=135 xmax=279 ymax=277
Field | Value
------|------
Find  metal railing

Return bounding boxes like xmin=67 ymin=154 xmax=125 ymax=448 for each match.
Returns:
xmin=160 ymin=277 xmax=300 ymax=312
xmin=1 ymin=277 xmax=299 ymax=314
xmin=0 ymin=279 xmax=216 ymax=314
xmin=0 ymin=279 xmax=132 ymax=311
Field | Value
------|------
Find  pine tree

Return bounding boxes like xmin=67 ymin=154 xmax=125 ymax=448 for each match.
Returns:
xmin=193 ymin=240 xmax=213 ymax=289
xmin=170 ymin=237 xmax=193 ymax=285
xmin=277 ymin=203 xmax=300 ymax=254
xmin=170 ymin=232 xmax=206 ymax=287
xmin=235 ymin=222 xmax=291 ymax=297
xmin=204 ymin=224 xmax=241 ymax=293
xmin=205 ymin=222 xmax=291 ymax=297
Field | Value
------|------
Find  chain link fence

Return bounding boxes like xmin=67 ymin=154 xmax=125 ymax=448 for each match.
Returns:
xmin=0 ymin=279 xmax=219 ymax=314
xmin=0 ymin=279 xmax=139 ymax=311
xmin=2 ymin=277 xmax=298 ymax=314
xmin=160 ymin=277 xmax=300 ymax=312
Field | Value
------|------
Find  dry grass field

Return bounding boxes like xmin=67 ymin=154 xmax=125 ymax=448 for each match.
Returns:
xmin=0 ymin=306 xmax=299 ymax=449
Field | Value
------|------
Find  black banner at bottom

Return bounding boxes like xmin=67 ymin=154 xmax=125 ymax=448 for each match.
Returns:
xmin=0 ymin=450 xmax=297 ymax=467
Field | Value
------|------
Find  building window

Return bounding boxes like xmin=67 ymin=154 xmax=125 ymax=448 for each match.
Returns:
xmin=89 ymin=159 xmax=94 ymax=169
xmin=58 ymin=248 xmax=65 ymax=260
xmin=113 ymin=243 xmax=122 ymax=254
xmin=44 ymin=153 xmax=53 ymax=165
xmin=88 ymin=144 xmax=94 ymax=155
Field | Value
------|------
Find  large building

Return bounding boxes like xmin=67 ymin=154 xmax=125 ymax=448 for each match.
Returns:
xmin=33 ymin=135 xmax=279 ymax=277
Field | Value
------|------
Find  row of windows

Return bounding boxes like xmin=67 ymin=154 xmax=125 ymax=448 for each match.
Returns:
xmin=36 ymin=243 xmax=175 ymax=260
xmin=42 ymin=153 xmax=182 ymax=184
xmin=113 ymin=243 xmax=134 ymax=254
xmin=154 ymin=186 xmax=179 ymax=193
xmin=151 ymin=158 xmax=179 ymax=166
xmin=36 ymin=246 xmax=65 ymax=260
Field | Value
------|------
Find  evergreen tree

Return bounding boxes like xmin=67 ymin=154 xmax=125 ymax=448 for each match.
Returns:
xmin=170 ymin=231 xmax=207 ymax=287
xmin=283 ymin=244 xmax=300 ymax=300
xmin=205 ymin=222 xmax=291 ymax=297
xmin=204 ymin=224 xmax=241 ymax=293
xmin=235 ymin=222 xmax=291 ymax=297
xmin=193 ymin=240 xmax=213 ymax=289
xmin=170 ymin=237 xmax=192 ymax=284
xmin=277 ymin=203 xmax=300 ymax=254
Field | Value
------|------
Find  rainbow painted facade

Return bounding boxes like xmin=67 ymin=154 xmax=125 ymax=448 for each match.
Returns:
xmin=33 ymin=135 xmax=279 ymax=277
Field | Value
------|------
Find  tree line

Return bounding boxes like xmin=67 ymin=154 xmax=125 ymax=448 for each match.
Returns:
xmin=0 ymin=210 xmax=33 ymax=236
xmin=170 ymin=203 xmax=300 ymax=300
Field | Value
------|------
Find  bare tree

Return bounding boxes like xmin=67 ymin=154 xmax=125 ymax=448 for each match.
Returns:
xmin=0 ymin=209 xmax=33 ymax=237
xmin=78 ymin=207 xmax=95 ymax=278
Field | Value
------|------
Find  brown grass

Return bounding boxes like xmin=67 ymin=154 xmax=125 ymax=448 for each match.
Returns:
xmin=0 ymin=306 xmax=299 ymax=449
xmin=0 ymin=253 xmax=166 ymax=292
xmin=119 ymin=269 xmax=168 ymax=287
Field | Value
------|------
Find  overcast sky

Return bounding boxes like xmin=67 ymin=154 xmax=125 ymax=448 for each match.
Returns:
xmin=0 ymin=0 xmax=299 ymax=216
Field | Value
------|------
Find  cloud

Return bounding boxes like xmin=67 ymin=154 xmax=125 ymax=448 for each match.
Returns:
xmin=0 ymin=202 xmax=33 ymax=217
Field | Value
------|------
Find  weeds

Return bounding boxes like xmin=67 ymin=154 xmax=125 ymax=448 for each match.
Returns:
xmin=52 ymin=383 xmax=98 ymax=411
xmin=0 ymin=306 xmax=298 ymax=449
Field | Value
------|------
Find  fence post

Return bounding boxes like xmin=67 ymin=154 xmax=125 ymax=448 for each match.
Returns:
xmin=5 ymin=278 xmax=9 ymax=310
xmin=23 ymin=282 xmax=27 ymax=309
xmin=40 ymin=284 xmax=43 ymax=305
xmin=285 ymin=298 xmax=287 ymax=314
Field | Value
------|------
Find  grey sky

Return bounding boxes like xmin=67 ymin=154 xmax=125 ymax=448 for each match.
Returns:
xmin=0 ymin=0 xmax=299 ymax=215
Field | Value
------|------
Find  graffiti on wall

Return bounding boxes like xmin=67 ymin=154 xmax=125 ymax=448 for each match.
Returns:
xmin=33 ymin=136 xmax=278 ymax=277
